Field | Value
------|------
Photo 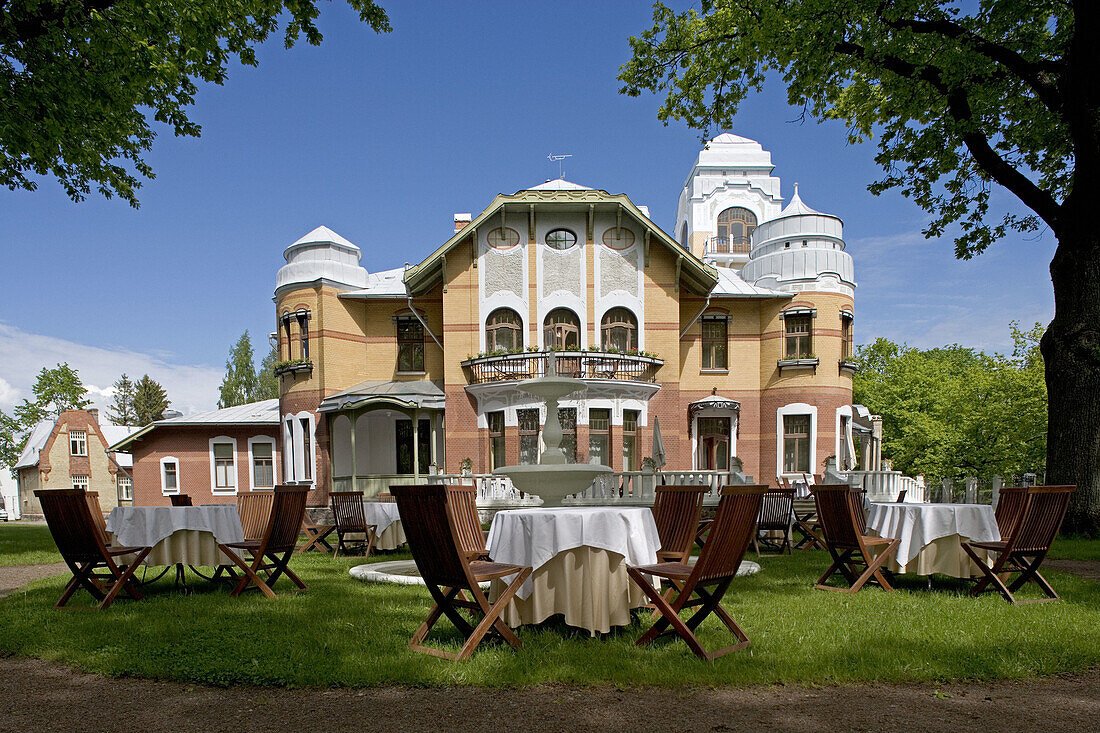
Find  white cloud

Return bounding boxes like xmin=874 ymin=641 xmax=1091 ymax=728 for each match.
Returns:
xmin=0 ymin=322 xmax=222 ymax=417
xmin=0 ymin=376 xmax=18 ymax=412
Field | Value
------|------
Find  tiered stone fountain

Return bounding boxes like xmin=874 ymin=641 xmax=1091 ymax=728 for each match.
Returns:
xmin=492 ymin=352 xmax=613 ymax=506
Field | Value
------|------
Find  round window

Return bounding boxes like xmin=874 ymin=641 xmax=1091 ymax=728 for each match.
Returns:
xmin=602 ymin=227 xmax=635 ymax=250
xmin=487 ymin=227 xmax=521 ymax=249
xmin=545 ymin=228 xmax=577 ymax=250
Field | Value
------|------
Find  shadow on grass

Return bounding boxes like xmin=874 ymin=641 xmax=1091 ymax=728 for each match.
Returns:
xmin=1 ymin=547 xmax=1099 ymax=688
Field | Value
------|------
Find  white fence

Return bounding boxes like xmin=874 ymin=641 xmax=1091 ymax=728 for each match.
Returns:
xmin=844 ymin=471 xmax=925 ymax=503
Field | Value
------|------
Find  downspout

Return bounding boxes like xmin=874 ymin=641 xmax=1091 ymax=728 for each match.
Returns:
xmin=407 ymin=295 xmax=443 ymax=351
xmin=679 ymin=291 xmax=713 ymax=338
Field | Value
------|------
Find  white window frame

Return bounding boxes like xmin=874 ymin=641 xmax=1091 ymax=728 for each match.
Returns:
xmin=776 ymin=403 xmax=817 ymax=479
xmin=70 ymin=430 xmax=87 ymax=456
xmin=160 ymin=456 xmax=180 ymax=495
xmin=117 ymin=474 xmax=133 ymax=501
xmin=209 ymin=436 xmax=238 ymax=495
xmin=247 ymin=436 xmax=278 ymax=491
xmin=71 ymin=474 xmax=89 ymax=491
xmin=283 ymin=412 xmax=316 ymax=485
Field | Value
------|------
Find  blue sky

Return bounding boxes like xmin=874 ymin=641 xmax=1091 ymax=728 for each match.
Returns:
xmin=0 ymin=1 xmax=1057 ymax=416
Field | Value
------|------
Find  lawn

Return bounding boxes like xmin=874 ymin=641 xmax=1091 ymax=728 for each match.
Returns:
xmin=0 ymin=524 xmax=1098 ymax=688
xmin=0 ymin=523 xmax=62 ymax=566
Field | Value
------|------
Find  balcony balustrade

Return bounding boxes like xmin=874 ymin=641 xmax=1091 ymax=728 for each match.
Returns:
xmin=461 ymin=349 xmax=662 ymax=386
xmin=703 ymin=235 xmax=751 ymax=256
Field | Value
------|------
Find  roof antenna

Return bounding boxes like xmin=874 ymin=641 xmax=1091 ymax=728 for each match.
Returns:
xmin=547 ymin=152 xmax=572 ymax=180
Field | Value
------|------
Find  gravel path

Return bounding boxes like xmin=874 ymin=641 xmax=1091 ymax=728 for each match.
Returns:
xmin=0 ymin=562 xmax=67 ymax=598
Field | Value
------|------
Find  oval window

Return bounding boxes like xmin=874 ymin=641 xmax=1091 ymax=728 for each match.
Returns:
xmin=545 ymin=228 xmax=577 ymax=250
xmin=487 ymin=227 xmax=521 ymax=249
xmin=602 ymin=227 xmax=635 ymax=250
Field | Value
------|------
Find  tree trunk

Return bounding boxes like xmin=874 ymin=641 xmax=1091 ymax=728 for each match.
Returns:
xmin=1042 ymin=221 xmax=1100 ymax=536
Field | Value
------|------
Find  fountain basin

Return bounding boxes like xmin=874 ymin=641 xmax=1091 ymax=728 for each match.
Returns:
xmin=494 ymin=463 xmax=614 ymax=507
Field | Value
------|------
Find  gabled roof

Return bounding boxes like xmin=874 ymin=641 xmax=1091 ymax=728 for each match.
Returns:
xmin=108 ymin=399 xmax=280 ymax=452
xmin=14 ymin=420 xmax=54 ymax=469
xmin=403 ymin=187 xmax=718 ymax=296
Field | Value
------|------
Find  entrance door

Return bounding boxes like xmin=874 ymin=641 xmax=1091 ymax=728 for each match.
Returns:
xmin=698 ymin=417 xmax=731 ymax=471
xmin=395 ymin=418 xmax=431 ymax=474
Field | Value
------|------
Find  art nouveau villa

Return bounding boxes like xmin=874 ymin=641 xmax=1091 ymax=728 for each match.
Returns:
xmin=255 ymin=133 xmax=896 ymax=509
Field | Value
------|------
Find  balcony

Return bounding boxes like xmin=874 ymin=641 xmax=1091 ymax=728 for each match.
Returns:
xmin=461 ymin=349 xmax=663 ymax=386
xmin=702 ymin=236 xmax=751 ymax=268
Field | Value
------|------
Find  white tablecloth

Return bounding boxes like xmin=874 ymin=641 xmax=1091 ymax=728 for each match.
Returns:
xmin=108 ymin=506 xmax=245 ymax=547
xmin=362 ymin=501 xmax=401 ymax=533
xmin=865 ymin=503 xmax=999 ymax=574
xmin=486 ymin=506 xmax=660 ymax=601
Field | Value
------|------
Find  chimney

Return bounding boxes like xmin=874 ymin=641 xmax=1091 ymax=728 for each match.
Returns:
xmin=454 ymin=213 xmax=472 ymax=232
xmin=88 ymin=408 xmax=99 ymax=424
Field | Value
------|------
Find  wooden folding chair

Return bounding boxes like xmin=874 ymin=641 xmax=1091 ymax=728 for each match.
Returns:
xmin=36 ymin=489 xmax=152 ymax=610
xmin=896 ymin=489 xmax=908 ymax=503
xmin=994 ymin=486 xmax=1028 ymax=539
xmin=85 ymin=491 xmax=111 ymax=547
xmin=218 ymin=485 xmax=310 ymax=599
xmin=792 ymin=498 xmax=825 ymax=550
xmin=964 ymin=485 xmax=1074 ymax=604
xmin=170 ymin=494 xmax=193 ymax=506
xmin=628 ymin=485 xmax=765 ymax=661
xmin=652 ymin=485 xmax=708 ymax=563
xmin=446 ymin=484 xmax=490 ymax=561
xmin=753 ymin=487 xmax=795 ymax=555
xmin=237 ymin=492 xmax=274 ymax=541
xmin=392 ymin=484 xmax=531 ymax=661
xmin=330 ymin=491 xmax=377 ymax=559
xmin=812 ymin=485 xmax=900 ymax=593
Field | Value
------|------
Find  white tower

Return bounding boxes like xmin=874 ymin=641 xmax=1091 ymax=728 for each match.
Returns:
xmin=741 ymin=184 xmax=855 ymax=296
xmin=275 ymin=225 xmax=369 ymax=298
xmin=675 ymin=133 xmax=784 ymax=270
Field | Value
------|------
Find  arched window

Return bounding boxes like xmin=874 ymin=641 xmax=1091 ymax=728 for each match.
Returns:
xmin=543 ymin=308 xmax=580 ymax=349
xmin=486 ymin=308 xmax=523 ymax=351
xmin=680 ymin=222 xmax=688 ymax=246
xmin=600 ymin=307 xmax=638 ymax=351
xmin=716 ymin=207 xmax=757 ymax=250
xmin=545 ymin=228 xmax=577 ymax=250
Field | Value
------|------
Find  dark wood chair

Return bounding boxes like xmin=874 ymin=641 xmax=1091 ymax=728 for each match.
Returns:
xmin=330 ymin=491 xmax=377 ymax=559
xmin=375 ymin=492 xmax=396 ymax=502
xmin=628 ymin=485 xmax=766 ymax=661
xmin=35 ymin=489 xmax=151 ymax=610
xmin=896 ymin=489 xmax=908 ymax=503
xmin=812 ymin=485 xmax=900 ymax=593
xmin=792 ymin=498 xmax=825 ymax=550
xmin=170 ymin=494 xmax=193 ymax=507
xmin=85 ymin=491 xmax=110 ymax=547
xmin=652 ymin=485 xmax=709 ymax=563
xmin=753 ymin=487 xmax=795 ymax=555
xmin=392 ymin=484 xmax=531 ymax=661
xmin=218 ymin=485 xmax=310 ymax=598
xmin=446 ymin=484 xmax=490 ymax=561
xmin=237 ymin=492 xmax=274 ymax=542
xmin=994 ymin=486 xmax=1028 ymax=539
xmin=963 ymin=485 xmax=1074 ymax=604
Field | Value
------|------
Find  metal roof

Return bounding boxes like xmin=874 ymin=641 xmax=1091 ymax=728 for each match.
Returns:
xmin=318 ymin=380 xmax=446 ymax=413
xmin=108 ymin=400 xmax=280 ymax=452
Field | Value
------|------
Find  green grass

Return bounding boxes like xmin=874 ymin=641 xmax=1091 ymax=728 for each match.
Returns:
xmin=1 ymin=526 xmax=1099 ymax=688
xmin=0 ymin=524 xmax=62 ymax=566
xmin=1048 ymin=535 xmax=1100 ymax=561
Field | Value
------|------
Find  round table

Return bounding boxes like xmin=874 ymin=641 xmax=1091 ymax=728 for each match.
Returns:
xmin=485 ymin=505 xmax=661 ymax=635
xmin=106 ymin=505 xmax=245 ymax=567
xmin=362 ymin=501 xmax=406 ymax=550
xmin=865 ymin=502 xmax=999 ymax=577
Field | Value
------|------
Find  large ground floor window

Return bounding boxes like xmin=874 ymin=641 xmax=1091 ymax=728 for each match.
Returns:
xmin=697 ymin=417 xmax=731 ymax=471
xmin=783 ymin=414 xmax=811 ymax=474
xmin=395 ymin=418 xmax=432 ymax=475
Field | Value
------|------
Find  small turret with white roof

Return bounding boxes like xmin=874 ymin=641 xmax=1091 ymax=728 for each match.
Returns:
xmin=742 ymin=183 xmax=855 ymax=296
xmin=275 ymin=225 xmax=369 ymax=297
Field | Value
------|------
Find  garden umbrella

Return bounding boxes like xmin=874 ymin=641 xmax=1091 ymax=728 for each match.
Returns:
xmin=651 ymin=416 xmax=666 ymax=470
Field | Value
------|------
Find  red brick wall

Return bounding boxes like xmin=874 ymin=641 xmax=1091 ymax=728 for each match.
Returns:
xmin=131 ymin=425 xmax=279 ymax=506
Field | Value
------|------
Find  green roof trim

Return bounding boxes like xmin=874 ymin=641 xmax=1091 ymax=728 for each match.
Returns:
xmin=403 ymin=188 xmax=718 ymax=295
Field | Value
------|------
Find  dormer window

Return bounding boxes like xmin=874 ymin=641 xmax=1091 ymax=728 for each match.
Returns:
xmin=545 ymin=229 xmax=577 ymax=250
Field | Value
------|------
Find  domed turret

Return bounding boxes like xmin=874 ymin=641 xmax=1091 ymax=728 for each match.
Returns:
xmin=275 ymin=225 xmax=369 ymax=296
xmin=741 ymin=184 xmax=855 ymax=296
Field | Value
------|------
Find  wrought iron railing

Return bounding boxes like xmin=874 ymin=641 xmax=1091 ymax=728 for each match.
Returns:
xmin=461 ymin=350 xmax=662 ymax=385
